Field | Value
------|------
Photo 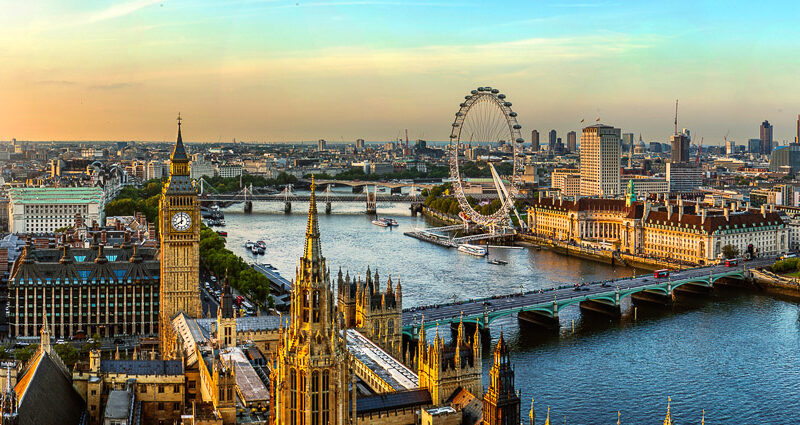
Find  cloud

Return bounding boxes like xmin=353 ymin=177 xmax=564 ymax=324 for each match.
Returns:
xmin=37 ymin=80 xmax=78 ymax=86
xmin=88 ymin=82 xmax=141 ymax=90
xmin=82 ymin=0 xmax=162 ymax=24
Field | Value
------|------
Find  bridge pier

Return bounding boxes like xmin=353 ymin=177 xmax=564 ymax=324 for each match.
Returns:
xmin=631 ymin=290 xmax=674 ymax=307
xmin=579 ymin=300 xmax=621 ymax=318
xmin=366 ymin=203 xmax=376 ymax=215
xmin=325 ymin=202 xmax=332 ymax=214
xmin=244 ymin=201 xmax=253 ymax=214
xmin=518 ymin=311 xmax=559 ymax=331
xmin=673 ymin=283 xmax=714 ymax=297
xmin=410 ymin=203 xmax=423 ymax=216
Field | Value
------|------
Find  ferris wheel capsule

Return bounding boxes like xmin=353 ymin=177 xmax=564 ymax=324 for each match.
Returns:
xmin=516 ymin=138 xmax=525 ymax=143
xmin=509 ymin=112 xmax=517 ymax=117
xmin=498 ymin=94 xmax=506 ymax=99
xmin=471 ymin=90 xmax=478 ymax=94
xmin=491 ymin=89 xmax=499 ymax=94
xmin=513 ymin=124 xmax=522 ymax=129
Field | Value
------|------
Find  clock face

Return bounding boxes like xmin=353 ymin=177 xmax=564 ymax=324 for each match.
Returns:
xmin=171 ymin=211 xmax=192 ymax=231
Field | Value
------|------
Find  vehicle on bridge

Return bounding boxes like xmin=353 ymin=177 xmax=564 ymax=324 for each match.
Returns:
xmin=654 ymin=269 xmax=670 ymax=278
xmin=725 ymin=258 xmax=741 ymax=267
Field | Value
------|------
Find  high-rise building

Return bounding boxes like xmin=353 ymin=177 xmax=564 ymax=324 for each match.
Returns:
xmin=567 ymin=131 xmax=577 ymax=153
xmin=356 ymin=138 xmax=365 ymax=150
xmin=318 ymin=138 xmax=327 ymax=151
xmin=726 ymin=140 xmax=736 ymax=156
xmin=622 ymin=133 xmax=634 ymax=153
xmin=548 ymin=130 xmax=557 ymax=152
xmin=531 ymin=130 xmax=539 ymax=151
xmin=158 ymin=116 xmax=202 ymax=357
xmin=796 ymin=114 xmax=799 ymax=144
xmin=670 ymin=132 xmax=690 ymax=163
xmin=271 ymin=177 xmax=353 ymax=425
xmin=760 ymin=120 xmax=774 ymax=154
xmin=748 ymin=138 xmax=762 ymax=153
xmin=579 ymin=124 xmax=621 ymax=197
xmin=482 ymin=332 xmax=520 ymax=425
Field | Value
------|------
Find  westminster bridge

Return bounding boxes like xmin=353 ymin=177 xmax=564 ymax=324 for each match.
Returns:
xmin=400 ymin=257 xmax=774 ymax=337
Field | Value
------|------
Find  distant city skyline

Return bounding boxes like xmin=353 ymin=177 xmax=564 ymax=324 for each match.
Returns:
xmin=2 ymin=0 xmax=800 ymax=144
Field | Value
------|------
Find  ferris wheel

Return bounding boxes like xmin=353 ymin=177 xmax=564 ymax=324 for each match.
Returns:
xmin=448 ymin=86 xmax=525 ymax=228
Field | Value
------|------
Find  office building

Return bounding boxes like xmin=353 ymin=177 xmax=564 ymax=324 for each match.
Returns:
xmin=726 ymin=140 xmax=736 ymax=156
xmin=551 ymin=168 xmax=581 ymax=197
xmin=217 ymin=163 xmax=243 ymax=178
xmin=548 ymin=130 xmax=557 ymax=152
xmin=190 ymin=154 xmax=216 ymax=179
xmin=531 ymin=130 xmax=539 ymax=151
xmin=567 ymin=131 xmax=577 ymax=153
xmin=8 ymin=187 xmax=105 ymax=234
xmin=769 ymin=144 xmax=800 ymax=173
xmin=579 ymin=124 xmax=621 ymax=197
xmin=9 ymin=238 xmax=160 ymax=338
xmin=356 ymin=138 xmax=365 ymax=150
xmin=666 ymin=162 xmax=702 ymax=193
xmin=318 ymin=138 xmax=327 ymax=151
xmin=670 ymin=132 xmax=690 ymax=163
xmin=760 ymin=120 xmax=774 ymax=154
xmin=621 ymin=176 xmax=669 ymax=196
xmin=748 ymin=138 xmax=762 ymax=154
xmin=622 ymin=133 xmax=634 ymax=153
xmin=145 ymin=160 xmax=165 ymax=181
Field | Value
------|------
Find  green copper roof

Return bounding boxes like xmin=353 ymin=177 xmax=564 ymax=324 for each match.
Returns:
xmin=8 ymin=187 xmax=104 ymax=204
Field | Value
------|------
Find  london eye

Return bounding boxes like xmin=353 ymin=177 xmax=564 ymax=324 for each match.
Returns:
xmin=448 ymin=86 xmax=525 ymax=228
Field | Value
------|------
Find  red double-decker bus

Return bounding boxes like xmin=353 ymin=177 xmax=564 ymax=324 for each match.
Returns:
xmin=725 ymin=258 xmax=740 ymax=267
xmin=654 ymin=269 xmax=670 ymax=278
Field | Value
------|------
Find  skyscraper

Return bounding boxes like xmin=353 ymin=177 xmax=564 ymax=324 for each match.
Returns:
xmin=531 ymin=130 xmax=540 ymax=151
xmin=670 ymin=133 xmax=690 ymax=163
xmin=760 ymin=120 xmax=773 ymax=154
xmin=622 ymin=133 xmax=634 ymax=153
xmin=317 ymin=138 xmax=327 ymax=151
xmin=567 ymin=131 xmax=577 ymax=153
xmin=159 ymin=116 xmax=202 ymax=358
xmin=548 ymin=130 xmax=557 ymax=152
xmin=795 ymin=114 xmax=799 ymax=144
xmin=579 ymin=124 xmax=621 ymax=197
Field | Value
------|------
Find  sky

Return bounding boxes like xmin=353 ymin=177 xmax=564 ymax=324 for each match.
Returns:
xmin=1 ymin=0 xmax=800 ymax=145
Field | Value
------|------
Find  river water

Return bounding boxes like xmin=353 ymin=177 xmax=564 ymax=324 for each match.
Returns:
xmin=219 ymin=197 xmax=800 ymax=424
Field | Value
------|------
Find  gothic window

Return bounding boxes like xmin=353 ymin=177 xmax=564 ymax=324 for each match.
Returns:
xmin=299 ymin=371 xmax=307 ymax=425
xmin=321 ymin=371 xmax=330 ymax=425
xmin=311 ymin=371 xmax=320 ymax=425
xmin=313 ymin=291 xmax=320 ymax=323
xmin=387 ymin=319 xmax=394 ymax=337
xmin=302 ymin=290 xmax=309 ymax=323
xmin=290 ymin=369 xmax=297 ymax=425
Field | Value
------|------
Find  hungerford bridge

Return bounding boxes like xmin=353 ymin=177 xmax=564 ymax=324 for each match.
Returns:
xmin=400 ymin=257 xmax=772 ymax=338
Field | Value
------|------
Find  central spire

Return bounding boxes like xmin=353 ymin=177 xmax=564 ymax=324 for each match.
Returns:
xmin=304 ymin=175 xmax=322 ymax=261
xmin=170 ymin=112 xmax=189 ymax=163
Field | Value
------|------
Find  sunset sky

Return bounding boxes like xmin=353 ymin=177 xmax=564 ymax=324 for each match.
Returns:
xmin=2 ymin=0 xmax=799 ymax=144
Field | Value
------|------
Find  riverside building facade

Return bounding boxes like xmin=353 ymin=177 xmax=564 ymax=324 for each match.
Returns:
xmin=7 ymin=186 xmax=105 ymax=233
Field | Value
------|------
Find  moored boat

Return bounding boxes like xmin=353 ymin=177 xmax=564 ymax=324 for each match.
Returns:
xmin=458 ymin=243 xmax=488 ymax=257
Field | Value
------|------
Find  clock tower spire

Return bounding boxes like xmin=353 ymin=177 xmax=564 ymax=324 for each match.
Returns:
xmin=159 ymin=114 xmax=201 ymax=358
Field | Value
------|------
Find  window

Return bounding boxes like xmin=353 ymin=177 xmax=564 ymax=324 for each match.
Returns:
xmin=173 ymin=384 xmax=180 ymax=393
xmin=158 ymin=402 xmax=164 ymax=411
xmin=158 ymin=385 xmax=165 ymax=393
xmin=173 ymin=402 xmax=180 ymax=411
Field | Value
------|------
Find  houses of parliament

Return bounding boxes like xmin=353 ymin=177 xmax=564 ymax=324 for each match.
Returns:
xmin=0 ymin=120 xmax=681 ymax=425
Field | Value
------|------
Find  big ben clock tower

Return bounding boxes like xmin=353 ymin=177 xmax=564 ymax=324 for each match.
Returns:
xmin=159 ymin=114 xmax=201 ymax=358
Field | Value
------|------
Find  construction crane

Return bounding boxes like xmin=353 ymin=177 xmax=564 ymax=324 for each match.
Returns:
xmin=696 ymin=137 xmax=703 ymax=164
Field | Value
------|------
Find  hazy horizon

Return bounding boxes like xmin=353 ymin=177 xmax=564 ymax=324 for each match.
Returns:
xmin=3 ymin=0 xmax=799 ymax=145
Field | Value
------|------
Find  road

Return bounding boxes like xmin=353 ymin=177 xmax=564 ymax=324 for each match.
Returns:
xmin=402 ymin=257 xmax=774 ymax=327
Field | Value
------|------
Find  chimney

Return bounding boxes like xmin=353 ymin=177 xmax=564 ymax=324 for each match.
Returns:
xmin=667 ymin=204 xmax=673 ymax=218
xmin=92 ymin=220 xmax=99 ymax=231
xmin=701 ymin=208 xmax=707 ymax=224
xmin=644 ymin=200 xmax=651 ymax=220
xmin=101 ymin=230 xmax=107 ymax=245
xmin=761 ymin=205 xmax=767 ymax=218
xmin=695 ymin=203 xmax=701 ymax=214
xmin=770 ymin=204 xmax=774 ymax=213
xmin=678 ymin=204 xmax=684 ymax=221
xmin=724 ymin=207 xmax=729 ymax=221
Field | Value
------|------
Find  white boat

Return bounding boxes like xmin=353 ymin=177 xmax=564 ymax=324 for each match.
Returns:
xmin=372 ymin=219 xmax=389 ymax=227
xmin=458 ymin=244 xmax=488 ymax=257
xmin=245 ymin=240 xmax=255 ymax=249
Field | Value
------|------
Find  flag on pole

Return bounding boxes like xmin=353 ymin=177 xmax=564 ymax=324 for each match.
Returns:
xmin=596 ymin=117 xmax=600 ymax=122
xmin=580 ymin=118 xmax=585 ymax=123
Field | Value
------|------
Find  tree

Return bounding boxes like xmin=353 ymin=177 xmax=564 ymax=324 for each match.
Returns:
xmin=54 ymin=343 xmax=80 ymax=368
xmin=14 ymin=344 xmax=39 ymax=363
xmin=722 ymin=244 xmax=740 ymax=259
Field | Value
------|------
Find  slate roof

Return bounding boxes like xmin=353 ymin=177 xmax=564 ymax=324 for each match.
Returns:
xmin=100 ymin=360 xmax=184 ymax=376
xmin=644 ymin=209 xmax=784 ymax=234
xmin=354 ymin=388 xmax=432 ymax=415
xmin=15 ymin=352 xmax=87 ymax=425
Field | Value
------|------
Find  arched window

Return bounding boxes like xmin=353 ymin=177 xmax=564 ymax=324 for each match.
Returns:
xmin=321 ymin=371 xmax=330 ymax=425
xmin=387 ymin=319 xmax=394 ymax=337
xmin=311 ymin=371 xmax=320 ymax=425
xmin=313 ymin=291 xmax=320 ymax=322
xmin=373 ymin=321 xmax=380 ymax=337
xmin=299 ymin=371 xmax=307 ymax=425
xmin=290 ymin=369 xmax=297 ymax=425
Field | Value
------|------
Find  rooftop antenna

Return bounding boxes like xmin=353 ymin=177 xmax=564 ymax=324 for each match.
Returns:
xmin=674 ymin=99 xmax=679 ymax=134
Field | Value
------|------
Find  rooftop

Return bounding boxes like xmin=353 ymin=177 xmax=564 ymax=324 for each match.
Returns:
xmin=8 ymin=187 xmax=104 ymax=204
xmin=100 ymin=360 xmax=184 ymax=376
xmin=345 ymin=329 xmax=418 ymax=391
xmin=104 ymin=390 xmax=131 ymax=419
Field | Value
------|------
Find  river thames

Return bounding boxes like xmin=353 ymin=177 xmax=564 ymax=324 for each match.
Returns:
xmin=220 ymin=199 xmax=800 ymax=424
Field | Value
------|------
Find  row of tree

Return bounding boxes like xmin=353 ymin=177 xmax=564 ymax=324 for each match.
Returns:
xmin=199 ymin=227 xmax=273 ymax=308
xmin=201 ymin=172 xmax=297 ymax=193
xmin=104 ymin=179 xmax=164 ymax=226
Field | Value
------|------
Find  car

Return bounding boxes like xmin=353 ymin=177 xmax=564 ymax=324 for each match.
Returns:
xmin=56 ymin=339 xmax=65 ymax=344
